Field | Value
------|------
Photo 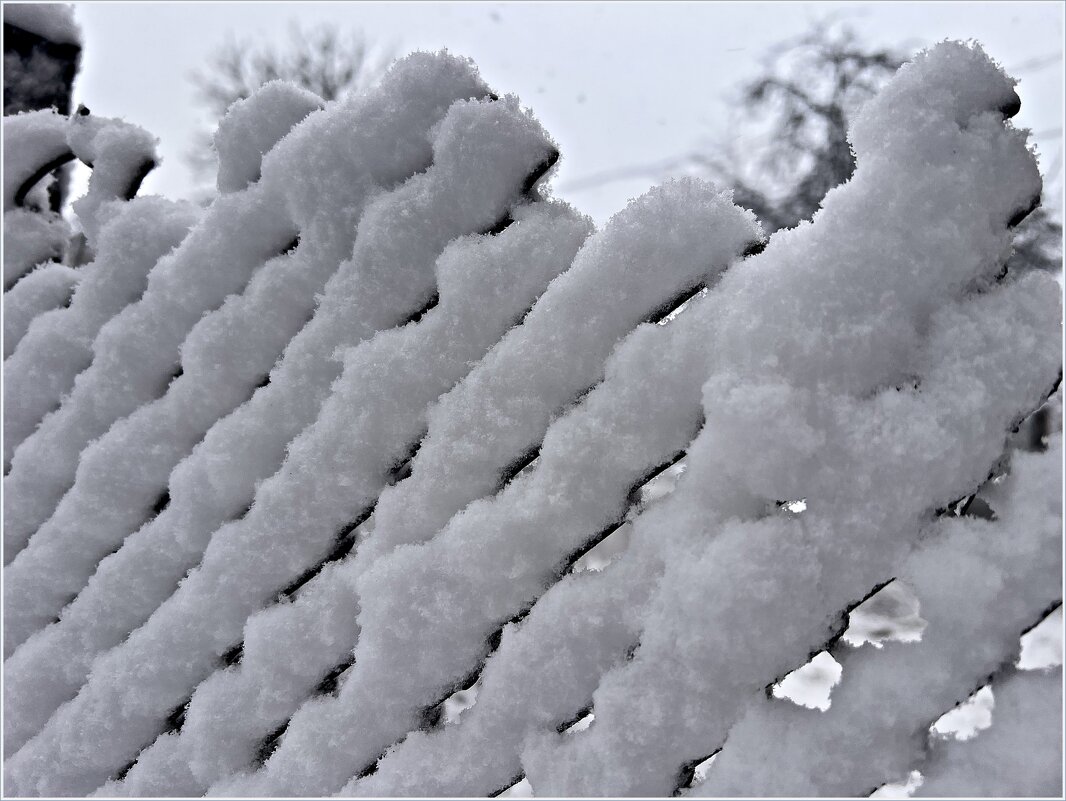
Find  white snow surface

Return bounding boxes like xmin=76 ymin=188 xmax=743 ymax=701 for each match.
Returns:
xmin=66 ymin=112 xmax=159 ymax=244
xmin=193 ymin=41 xmax=1057 ymax=798
xmin=691 ymin=437 xmax=1063 ymax=796
xmin=2 ymin=52 xmax=498 ymax=758
xmin=215 ymin=183 xmax=759 ymax=798
xmin=3 ymin=197 xmax=199 ymax=464
xmin=361 ymin=177 xmax=760 ymax=572
xmin=213 ymin=81 xmax=323 ymax=194
xmin=919 ymin=666 xmax=1063 ymax=797
xmin=3 ymin=85 xmax=570 ymax=794
xmin=113 ymin=176 xmax=758 ymax=797
xmin=3 ymin=41 xmax=1061 ymax=799
xmin=2 ymin=208 xmax=70 ymax=288
xmin=0 ymin=51 xmax=485 ymax=570
xmin=340 ymin=192 xmax=760 ymax=798
xmin=107 ymin=201 xmax=591 ymax=797
xmin=3 ymin=109 xmax=70 ymax=211
xmin=518 ymin=43 xmax=1055 ymax=794
xmin=2 ymin=262 xmax=78 ymax=360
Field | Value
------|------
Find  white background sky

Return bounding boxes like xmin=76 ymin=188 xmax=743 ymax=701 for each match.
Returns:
xmin=65 ymin=1 xmax=1065 ymax=224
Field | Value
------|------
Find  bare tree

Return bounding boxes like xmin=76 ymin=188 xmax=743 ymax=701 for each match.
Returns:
xmin=693 ymin=24 xmax=1062 ymax=268
xmin=695 ymin=24 xmax=1063 ymax=451
xmin=188 ymin=23 xmax=394 ymax=185
xmin=691 ymin=25 xmax=905 ymax=232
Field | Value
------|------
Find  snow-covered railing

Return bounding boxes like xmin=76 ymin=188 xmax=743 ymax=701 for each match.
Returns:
xmin=2 ymin=41 xmax=1061 ymax=798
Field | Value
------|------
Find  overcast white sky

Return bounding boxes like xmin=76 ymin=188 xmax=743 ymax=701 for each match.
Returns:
xmin=65 ymin=1 xmax=1065 ymax=223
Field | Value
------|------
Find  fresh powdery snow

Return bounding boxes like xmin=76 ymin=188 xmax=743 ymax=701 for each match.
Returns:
xmin=691 ymin=436 xmax=1063 ymax=797
xmin=105 ymin=200 xmax=591 ymax=797
xmin=918 ymin=666 xmax=1063 ymax=797
xmin=4 ymin=197 xmax=198 ymax=462
xmin=2 ymin=40 xmax=1062 ymax=799
xmin=2 ymin=262 xmax=79 ymax=360
xmin=110 ymin=178 xmax=753 ymax=797
xmin=3 ymin=207 xmax=71 ymax=289
xmin=3 ymin=70 xmax=509 ymax=661
xmin=2 ymin=110 xmax=72 ymax=212
xmin=64 ymin=111 xmax=160 ymax=244
xmin=204 ymin=42 xmax=1057 ymax=798
xmin=1 ymin=51 xmax=484 ymax=569
xmin=3 ymin=52 xmax=502 ymax=753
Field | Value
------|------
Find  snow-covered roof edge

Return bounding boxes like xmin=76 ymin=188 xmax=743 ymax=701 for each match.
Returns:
xmin=3 ymin=3 xmax=80 ymax=45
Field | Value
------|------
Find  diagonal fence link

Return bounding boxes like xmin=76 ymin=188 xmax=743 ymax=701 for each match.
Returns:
xmin=3 ymin=197 xmax=198 ymax=434
xmin=129 ymin=179 xmax=757 ymax=796
xmin=916 ymin=665 xmax=1062 ymax=796
xmin=693 ymin=440 xmax=1062 ymax=796
xmin=2 ymin=51 xmax=494 ymax=764
xmin=217 ymin=195 xmax=759 ymax=796
xmin=3 ymin=39 xmax=1061 ymax=800
xmin=2 ymin=84 xmax=568 ymax=796
xmin=1 ymin=144 xmax=298 ymax=571
xmin=0 ymin=51 xmax=488 ymax=763
xmin=251 ymin=40 xmax=1057 ymax=797
xmin=2 ymin=263 xmax=80 ymax=360
xmin=360 ymin=179 xmax=762 ymax=577
xmin=108 ymin=202 xmax=590 ymax=796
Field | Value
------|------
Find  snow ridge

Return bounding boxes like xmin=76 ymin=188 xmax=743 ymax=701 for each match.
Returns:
xmin=2 ymin=262 xmax=79 ymax=361
xmin=692 ymin=436 xmax=1063 ymax=797
xmin=3 ymin=84 xmax=566 ymax=796
xmin=3 ymin=52 xmax=495 ymax=762
xmin=108 ymin=200 xmax=591 ymax=797
xmin=3 ymin=41 xmax=1060 ymax=799
xmin=4 ymin=197 xmax=198 ymax=461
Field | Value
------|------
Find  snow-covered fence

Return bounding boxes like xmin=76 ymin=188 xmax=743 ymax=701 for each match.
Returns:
xmin=2 ymin=41 xmax=1062 ymax=798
